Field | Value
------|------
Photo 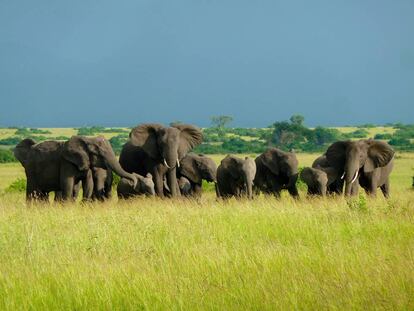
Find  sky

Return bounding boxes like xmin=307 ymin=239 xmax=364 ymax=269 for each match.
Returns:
xmin=0 ymin=0 xmax=413 ymax=128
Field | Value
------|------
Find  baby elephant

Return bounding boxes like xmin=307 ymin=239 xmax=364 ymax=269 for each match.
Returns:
xmin=300 ymin=167 xmax=328 ymax=196
xmin=117 ymin=173 xmax=155 ymax=199
xmin=216 ymin=155 xmax=256 ymax=199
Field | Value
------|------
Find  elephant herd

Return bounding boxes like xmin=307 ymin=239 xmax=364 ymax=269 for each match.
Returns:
xmin=13 ymin=123 xmax=395 ymax=203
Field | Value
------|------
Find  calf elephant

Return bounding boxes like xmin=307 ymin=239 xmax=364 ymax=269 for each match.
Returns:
xmin=176 ymin=153 xmax=217 ymax=197
xmin=216 ymin=155 xmax=256 ymax=199
xmin=254 ymin=148 xmax=299 ymax=198
xmin=117 ymin=173 xmax=155 ymax=199
xmin=14 ymin=136 xmax=137 ymax=202
xmin=300 ymin=167 xmax=328 ymax=196
xmin=119 ymin=123 xmax=203 ymax=197
xmin=312 ymin=155 xmax=344 ymax=195
xmin=91 ymin=167 xmax=113 ymax=201
xmin=325 ymin=139 xmax=394 ymax=197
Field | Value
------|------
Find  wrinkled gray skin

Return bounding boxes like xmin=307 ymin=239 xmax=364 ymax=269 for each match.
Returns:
xmin=91 ymin=167 xmax=113 ymax=201
xmin=216 ymin=155 xmax=256 ymax=199
xmin=254 ymin=148 xmax=299 ymax=198
xmin=300 ymin=167 xmax=329 ymax=196
xmin=178 ymin=176 xmax=192 ymax=196
xmin=176 ymin=153 xmax=217 ymax=197
xmin=117 ymin=173 xmax=155 ymax=199
xmin=119 ymin=124 xmax=203 ymax=197
xmin=312 ymin=155 xmax=344 ymax=195
xmin=14 ymin=136 xmax=137 ymax=202
xmin=325 ymin=139 xmax=395 ymax=197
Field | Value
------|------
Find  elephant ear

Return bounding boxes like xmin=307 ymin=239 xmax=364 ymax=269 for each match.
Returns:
xmin=173 ymin=124 xmax=203 ymax=159
xmin=129 ymin=123 xmax=163 ymax=159
xmin=260 ymin=149 xmax=281 ymax=175
xmin=300 ymin=167 xmax=315 ymax=185
xmin=325 ymin=141 xmax=349 ymax=169
xmin=63 ymin=136 xmax=90 ymax=171
xmin=364 ymin=140 xmax=395 ymax=172
xmin=179 ymin=155 xmax=201 ymax=184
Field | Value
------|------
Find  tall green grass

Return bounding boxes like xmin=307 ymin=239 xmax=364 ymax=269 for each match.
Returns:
xmin=0 ymin=192 xmax=413 ymax=310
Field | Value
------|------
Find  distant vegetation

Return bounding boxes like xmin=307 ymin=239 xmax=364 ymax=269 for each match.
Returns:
xmin=1 ymin=118 xmax=413 ymax=156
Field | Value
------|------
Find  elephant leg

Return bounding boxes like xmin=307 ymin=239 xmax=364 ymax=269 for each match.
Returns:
xmin=26 ymin=179 xmax=35 ymax=202
xmin=287 ymin=185 xmax=299 ymax=199
xmin=82 ymin=170 xmax=94 ymax=201
xmin=61 ymin=177 xmax=75 ymax=201
xmin=154 ymin=173 xmax=165 ymax=197
xmin=350 ymin=182 xmax=360 ymax=197
xmin=380 ymin=180 xmax=390 ymax=198
xmin=193 ymin=183 xmax=202 ymax=198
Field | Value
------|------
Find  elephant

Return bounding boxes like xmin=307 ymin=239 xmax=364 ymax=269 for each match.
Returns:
xmin=176 ymin=153 xmax=217 ymax=197
xmin=253 ymin=148 xmax=299 ymax=198
xmin=117 ymin=173 xmax=156 ymax=199
xmin=300 ymin=167 xmax=329 ymax=196
xmin=325 ymin=139 xmax=395 ymax=197
xmin=216 ymin=155 xmax=256 ymax=199
xmin=177 ymin=176 xmax=192 ymax=196
xmin=14 ymin=136 xmax=137 ymax=202
xmin=119 ymin=123 xmax=203 ymax=197
xmin=311 ymin=155 xmax=344 ymax=195
xmin=91 ymin=167 xmax=113 ymax=201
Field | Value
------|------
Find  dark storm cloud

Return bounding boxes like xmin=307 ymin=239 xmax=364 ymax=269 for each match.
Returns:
xmin=1 ymin=0 xmax=413 ymax=127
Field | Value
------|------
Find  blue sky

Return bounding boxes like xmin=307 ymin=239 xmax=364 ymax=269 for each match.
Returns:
xmin=1 ymin=0 xmax=413 ymax=127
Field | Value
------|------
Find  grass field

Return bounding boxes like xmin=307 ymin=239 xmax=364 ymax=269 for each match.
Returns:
xmin=0 ymin=151 xmax=414 ymax=310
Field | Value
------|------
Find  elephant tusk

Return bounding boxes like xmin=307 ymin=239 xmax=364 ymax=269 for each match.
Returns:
xmin=351 ymin=171 xmax=359 ymax=184
xmin=176 ymin=159 xmax=180 ymax=168
xmin=341 ymin=172 xmax=345 ymax=180
xmin=163 ymin=159 xmax=171 ymax=169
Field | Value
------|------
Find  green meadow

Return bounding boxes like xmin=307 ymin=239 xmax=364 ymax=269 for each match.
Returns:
xmin=0 ymin=128 xmax=413 ymax=310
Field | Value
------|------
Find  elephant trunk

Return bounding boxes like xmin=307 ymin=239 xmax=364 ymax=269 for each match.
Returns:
xmin=344 ymin=162 xmax=359 ymax=196
xmin=244 ymin=175 xmax=254 ymax=200
xmin=167 ymin=168 xmax=180 ymax=197
xmin=163 ymin=148 xmax=180 ymax=197
xmin=106 ymin=155 xmax=137 ymax=187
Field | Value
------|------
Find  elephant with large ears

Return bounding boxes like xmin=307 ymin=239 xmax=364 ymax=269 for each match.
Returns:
xmin=253 ymin=148 xmax=299 ymax=198
xmin=325 ymin=139 xmax=394 ymax=197
xmin=119 ymin=123 xmax=203 ymax=197
xmin=216 ymin=155 xmax=256 ymax=199
xmin=176 ymin=153 xmax=217 ymax=197
xmin=14 ymin=136 xmax=137 ymax=202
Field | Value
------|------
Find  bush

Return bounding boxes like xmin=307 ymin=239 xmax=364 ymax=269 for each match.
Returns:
xmin=5 ymin=178 xmax=26 ymax=193
xmin=374 ymin=133 xmax=393 ymax=140
xmin=0 ymin=149 xmax=17 ymax=163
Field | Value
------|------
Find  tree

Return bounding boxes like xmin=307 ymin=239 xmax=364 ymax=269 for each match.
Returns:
xmin=289 ymin=114 xmax=305 ymax=126
xmin=210 ymin=115 xmax=233 ymax=128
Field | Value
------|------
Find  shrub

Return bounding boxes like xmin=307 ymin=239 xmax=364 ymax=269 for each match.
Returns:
xmin=5 ymin=178 xmax=26 ymax=193
xmin=0 ymin=149 xmax=16 ymax=163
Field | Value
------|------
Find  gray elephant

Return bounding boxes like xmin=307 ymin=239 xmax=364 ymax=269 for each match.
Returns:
xmin=216 ymin=155 xmax=256 ymax=199
xmin=254 ymin=148 xmax=299 ymax=198
xmin=14 ymin=136 xmax=137 ymax=202
xmin=176 ymin=153 xmax=217 ymax=197
xmin=300 ymin=167 xmax=328 ymax=196
xmin=119 ymin=123 xmax=203 ymax=197
xmin=312 ymin=155 xmax=344 ymax=194
xmin=117 ymin=173 xmax=155 ymax=199
xmin=91 ymin=167 xmax=113 ymax=201
xmin=325 ymin=139 xmax=394 ymax=197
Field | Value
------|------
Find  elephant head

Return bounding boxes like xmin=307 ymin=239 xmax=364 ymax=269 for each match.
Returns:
xmin=130 ymin=173 xmax=155 ymax=196
xmin=300 ymin=167 xmax=328 ymax=196
xmin=259 ymin=148 xmax=299 ymax=188
xmin=326 ymin=139 xmax=394 ymax=196
xmin=179 ymin=153 xmax=217 ymax=184
xmin=13 ymin=138 xmax=37 ymax=167
xmin=129 ymin=123 xmax=203 ymax=196
xmin=63 ymin=136 xmax=137 ymax=187
xmin=223 ymin=155 xmax=256 ymax=199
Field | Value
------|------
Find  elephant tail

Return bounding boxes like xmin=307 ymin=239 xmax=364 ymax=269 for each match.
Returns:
xmin=13 ymin=138 xmax=36 ymax=167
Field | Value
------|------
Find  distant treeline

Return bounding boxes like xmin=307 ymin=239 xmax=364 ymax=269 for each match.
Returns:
xmin=1 ymin=119 xmax=414 ymax=163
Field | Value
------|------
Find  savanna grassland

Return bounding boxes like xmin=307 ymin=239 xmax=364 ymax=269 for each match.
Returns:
xmin=0 ymin=129 xmax=413 ymax=310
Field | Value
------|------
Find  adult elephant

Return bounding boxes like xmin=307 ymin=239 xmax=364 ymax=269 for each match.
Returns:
xmin=254 ymin=148 xmax=299 ymax=198
xmin=14 ymin=136 xmax=137 ymax=202
xmin=176 ymin=153 xmax=217 ymax=197
xmin=216 ymin=155 xmax=256 ymax=199
xmin=325 ymin=139 xmax=394 ymax=197
xmin=119 ymin=123 xmax=203 ymax=197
